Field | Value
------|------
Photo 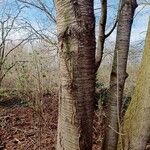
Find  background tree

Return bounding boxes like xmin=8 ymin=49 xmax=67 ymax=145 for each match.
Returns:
xmin=102 ymin=0 xmax=138 ymax=150
xmin=95 ymin=0 xmax=119 ymax=71
xmin=0 ymin=6 xmax=32 ymax=86
xmin=117 ymin=20 xmax=150 ymax=150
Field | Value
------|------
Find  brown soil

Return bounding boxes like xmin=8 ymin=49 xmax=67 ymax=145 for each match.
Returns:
xmin=0 ymin=92 xmax=104 ymax=150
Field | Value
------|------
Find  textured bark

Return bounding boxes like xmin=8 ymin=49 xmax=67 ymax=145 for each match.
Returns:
xmin=102 ymin=1 xmax=137 ymax=150
xmin=55 ymin=0 xmax=96 ymax=150
xmin=117 ymin=20 xmax=150 ymax=150
xmin=95 ymin=0 xmax=107 ymax=71
xmin=95 ymin=0 xmax=118 ymax=71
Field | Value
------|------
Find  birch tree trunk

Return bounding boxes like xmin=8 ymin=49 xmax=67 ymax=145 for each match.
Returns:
xmin=55 ymin=0 xmax=96 ymax=150
xmin=117 ymin=20 xmax=150 ymax=150
xmin=102 ymin=1 xmax=137 ymax=150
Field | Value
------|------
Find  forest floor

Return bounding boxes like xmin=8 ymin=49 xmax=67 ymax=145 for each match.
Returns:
xmin=0 ymin=92 xmax=104 ymax=150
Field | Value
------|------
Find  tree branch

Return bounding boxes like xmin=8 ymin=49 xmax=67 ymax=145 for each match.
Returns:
xmin=2 ymin=34 xmax=33 ymax=65
xmin=24 ymin=22 xmax=58 ymax=49
xmin=17 ymin=0 xmax=56 ymax=23
xmin=0 ymin=62 xmax=17 ymax=83
xmin=95 ymin=0 xmax=123 ymax=72
xmin=95 ymin=0 xmax=107 ymax=72
xmin=105 ymin=19 xmax=118 ymax=38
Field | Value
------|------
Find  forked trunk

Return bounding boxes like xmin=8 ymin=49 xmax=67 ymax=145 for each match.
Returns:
xmin=55 ymin=0 xmax=96 ymax=150
xmin=102 ymin=1 xmax=137 ymax=150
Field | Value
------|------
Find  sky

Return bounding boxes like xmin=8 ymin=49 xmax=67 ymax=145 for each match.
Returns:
xmin=131 ymin=4 xmax=150 ymax=42
xmin=94 ymin=0 xmax=150 ymax=43
xmin=0 ymin=0 xmax=150 ymax=43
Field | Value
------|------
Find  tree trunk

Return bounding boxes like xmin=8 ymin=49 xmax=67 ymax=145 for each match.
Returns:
xmin=55 ymin=0 xmax=96 ymax=150
xmin=95 ymin=0 xmax=107 ymax=71
xmin=117 ymin=20 xmax=150 ymax=150
xmin=0 ymin=67 xmax=3 ymax=87
xmin=102 ymin=1 xmax=137 ymax=150
xmin=95 ymin=0 xmax=118 ymax=71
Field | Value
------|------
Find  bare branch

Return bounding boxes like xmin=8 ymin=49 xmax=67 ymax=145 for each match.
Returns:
xmin=24 ymin=22 xmax=58 ymax=49
xmin=95 ymin=0 xmax=124 ymax=71
xmin=105 ymin=0 xmax=125 ymax=39
xmin=3 ymin=7 xmax=25 ymax=42
xmin=105 ymin=19 xmax=118 ymax=38
xmin=0 ymin=62 xmax=17 ymax=83
xmin=2 ymin=34 xmax=33 ymax=65
xmin=134 ymin=5 xmax=146 ymax=19
xmin=17 ymin=0 xmax=56 ymax=23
